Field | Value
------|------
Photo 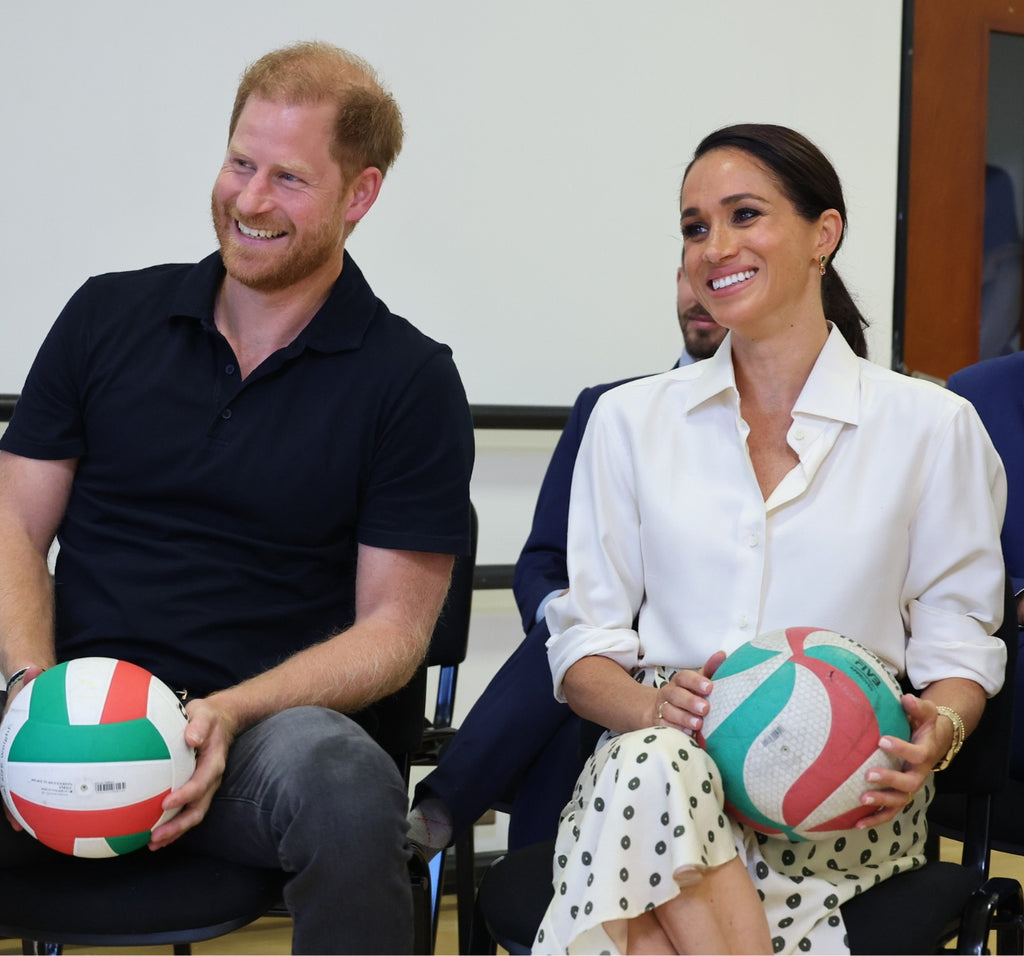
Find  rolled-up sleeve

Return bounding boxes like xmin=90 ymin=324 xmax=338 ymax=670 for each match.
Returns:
xmin=903 ymin=400 xmax=1008 ymax=696
xmin=546 ymin=396 xmax=645 ymax=701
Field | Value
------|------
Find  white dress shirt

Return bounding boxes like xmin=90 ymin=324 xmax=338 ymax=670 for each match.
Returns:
xmin=546 ymin=325 xmax=1008 ymax=700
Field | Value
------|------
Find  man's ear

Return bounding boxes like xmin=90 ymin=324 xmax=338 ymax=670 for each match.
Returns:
xmin=343 ymin=167 xmax=385 ymax=226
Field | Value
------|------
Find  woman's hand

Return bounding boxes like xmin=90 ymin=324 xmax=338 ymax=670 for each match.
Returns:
xmin=652 ymin=650 xmax=727 ymax=734
xmin=855 ymin=693 xmax=950 ymax=829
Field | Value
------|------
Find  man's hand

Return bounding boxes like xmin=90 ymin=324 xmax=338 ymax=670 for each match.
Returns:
xmin=2 ymin=665 xmax=48 ymax=831
xmin=147 ymin=696 xmax=238 ymax=850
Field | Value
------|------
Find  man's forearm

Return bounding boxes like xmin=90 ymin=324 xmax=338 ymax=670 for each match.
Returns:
xmin=205 ymin=616 xmax=432 ymax=739
xmin=0 ymin=526 xmax=58 ymax=681
xmin=206 ymin=546 xmax=454 ymax=737
xmin=0 ymin=453 xmax=76 ymax=682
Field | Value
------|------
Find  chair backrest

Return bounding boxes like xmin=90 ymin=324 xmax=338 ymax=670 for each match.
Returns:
xmin=925 ymin=575 xmax=1019 ymax=879
xmin=426 ymin=503 xmax=478 ymax=732
xmin=935 ymin=577 xmax=1017 ymax=798
xmin=428 ymin=502 xmax=478 ymax=670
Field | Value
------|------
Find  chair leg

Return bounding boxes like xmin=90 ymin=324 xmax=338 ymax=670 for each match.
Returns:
xmin=172 ymin=946 xmax=193 ymax=955
xmin=455 ymin=825 xmax=477 ymax=954
xmin=993 ymin=876 xmax=1024 ymax=955
xmin=409 ymin=844 xmax=435 ymax=955
xmin=428 ymin=847 xmax=447 ymax=951
xmin=467 ymin=888 xmax=498 ymax=956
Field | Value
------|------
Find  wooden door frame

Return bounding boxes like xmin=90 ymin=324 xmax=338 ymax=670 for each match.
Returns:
xmin=896 ymin=0 xmax=1024 ymax=380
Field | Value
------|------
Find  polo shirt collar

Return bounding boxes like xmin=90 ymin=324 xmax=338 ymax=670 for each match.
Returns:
xmin=168 ymin=249 xmax=380 ymax=354
xmin=683 ymin=323 xmax=861 ymax=427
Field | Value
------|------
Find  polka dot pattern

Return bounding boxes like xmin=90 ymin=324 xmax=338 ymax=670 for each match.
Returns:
xmin=532 ymin=667 xmax=933 ymax=955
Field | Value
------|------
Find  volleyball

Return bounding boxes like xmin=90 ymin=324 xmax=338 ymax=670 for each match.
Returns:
xmin=0 ymin=657 xmax=195 ymax=858
xmin=697 ymin=627 xmax=910 ymax=841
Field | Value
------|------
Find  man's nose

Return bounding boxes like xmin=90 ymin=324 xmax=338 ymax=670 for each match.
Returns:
xmin=235 ymin=173 xmax=274 ymax=216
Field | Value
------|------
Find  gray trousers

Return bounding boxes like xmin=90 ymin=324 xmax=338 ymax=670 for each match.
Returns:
xmin=181 ymin=706 xmax=414 ymax=954
xmin=1 ymin=705 xmax=414 ymax=955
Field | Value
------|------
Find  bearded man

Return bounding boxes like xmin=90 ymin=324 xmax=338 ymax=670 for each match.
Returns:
xmin=0 ymin=41 xmax=474 ymax=955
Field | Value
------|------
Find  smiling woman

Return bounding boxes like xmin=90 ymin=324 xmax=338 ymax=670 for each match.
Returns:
xmin=531 ymin=124 xmax=1007 ymax=955
xmin=680 ymin=124 xmax=868 ymax=363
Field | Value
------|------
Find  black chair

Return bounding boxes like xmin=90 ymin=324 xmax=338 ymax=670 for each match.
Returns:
xmin=411 ymin=505 xmax=479 ymax=953
xmin=0 ymin=507 xmax=480 ymax=955
xmin=470 ymin=580 xmax=1024 ymax=955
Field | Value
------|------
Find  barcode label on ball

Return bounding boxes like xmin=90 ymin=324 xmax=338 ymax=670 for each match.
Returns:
xmin=95 ymin=781 xmax=127 ymax=792
xmin=761 ymin=725 xmax=785 ymax=746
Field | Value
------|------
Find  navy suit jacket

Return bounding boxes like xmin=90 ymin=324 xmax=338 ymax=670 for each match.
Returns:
xmin=512 ymin=377 xmax=641 ymax=632
xmin=947 ymin=352 xmax=1024 ymax=594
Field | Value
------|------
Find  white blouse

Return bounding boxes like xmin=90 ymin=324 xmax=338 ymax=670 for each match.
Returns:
xmin=547 ymin=325 xmax=1008 ymax=700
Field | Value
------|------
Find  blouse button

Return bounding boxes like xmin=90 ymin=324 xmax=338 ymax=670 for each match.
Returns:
xmin=793 ymin=428 xmax=806 ymax=441
xmin=738 ymin=614 xmax=750 ymax=630
xmin=747 ymin=533 xmax=759 ymax=548
xmin=225 ymin=364 xmax=236 ymax=375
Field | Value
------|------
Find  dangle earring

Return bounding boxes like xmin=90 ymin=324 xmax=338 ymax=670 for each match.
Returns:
xmin=819 ymin=255 xmax=827 ymax=277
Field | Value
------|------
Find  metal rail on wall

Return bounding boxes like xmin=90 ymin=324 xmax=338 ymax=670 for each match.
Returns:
xmin=0 ymin=394 xmax=570 ymax=591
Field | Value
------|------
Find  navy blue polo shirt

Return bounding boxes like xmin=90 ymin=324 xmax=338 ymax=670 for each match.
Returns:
xmin=1 ymin=251 xmax=475 ymax=697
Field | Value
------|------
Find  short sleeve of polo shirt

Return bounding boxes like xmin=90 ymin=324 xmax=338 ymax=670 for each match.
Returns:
xmin=356 ymin=345 xmax=475 ymax=556
xmin=1 ymin=278 xmax=93 ymax=461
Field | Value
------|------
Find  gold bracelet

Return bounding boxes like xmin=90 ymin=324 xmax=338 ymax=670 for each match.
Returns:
xmin=934 ymin=705 xmax=966 ymax=771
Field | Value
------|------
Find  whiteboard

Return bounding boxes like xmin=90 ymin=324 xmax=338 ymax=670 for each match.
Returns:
xmin=0 ymin=0 xmax=903 ymax=405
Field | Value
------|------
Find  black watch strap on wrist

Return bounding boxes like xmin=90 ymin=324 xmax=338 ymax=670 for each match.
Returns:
xmin=2 ymin=667 xmax=33 ymax=711
xmin=5 ymin=668 xmax=30 ymax=696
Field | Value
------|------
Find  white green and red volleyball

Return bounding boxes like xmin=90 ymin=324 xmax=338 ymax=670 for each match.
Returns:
xmin=696 ymin=627 xmax=911 ymax=841
xmin=0 ymin=657 xmax=195 ymax=858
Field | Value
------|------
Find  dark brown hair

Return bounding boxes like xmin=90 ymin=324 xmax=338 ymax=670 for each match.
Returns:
xmin=684 ymin=124 xmax=868 ymax=358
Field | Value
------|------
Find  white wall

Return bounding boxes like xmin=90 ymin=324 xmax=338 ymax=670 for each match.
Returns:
xmin=2 ymin=0 xmax=902 ymax=409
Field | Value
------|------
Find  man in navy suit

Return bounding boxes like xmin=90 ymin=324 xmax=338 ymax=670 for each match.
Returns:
xmin=409 ymin=264 xmax=726 ymax=855
xmin=947 ymin=353 xmax=1024 ymax=774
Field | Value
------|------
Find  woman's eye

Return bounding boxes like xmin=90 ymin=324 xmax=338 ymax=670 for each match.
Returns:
xmin=733 ymin=207 xmax=761 ymax=224
xmin=681 ymin=222 xmax=707 ymax=240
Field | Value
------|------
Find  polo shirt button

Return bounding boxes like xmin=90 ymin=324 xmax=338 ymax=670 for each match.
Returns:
xmin=794 ymin=428 xmax=806 ymax=441
xmin=738 ymin=614 xmax=750 ymax=629
xmin=221 ymin=408 xmax=232 ymax=420
xmin=746 ymin=533 xmax=759 ymax=548
xmin=225 ymin=364 xmax=236 ymax=375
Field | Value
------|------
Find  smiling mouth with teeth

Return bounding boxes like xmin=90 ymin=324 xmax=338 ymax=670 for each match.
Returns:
xmin=237 ymin=220 xmax=287 ymax=240
xmin=711 ymin=269 xmax=757 ymax=291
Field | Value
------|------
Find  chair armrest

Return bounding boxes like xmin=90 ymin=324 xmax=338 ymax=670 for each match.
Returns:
xmin=956 ymin=876 xmax=1024 ymax=955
